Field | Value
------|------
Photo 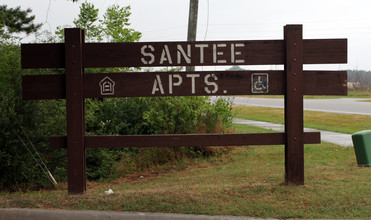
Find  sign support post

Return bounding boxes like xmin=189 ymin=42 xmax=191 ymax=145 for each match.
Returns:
xmin=284 ymin=25 xmax=304 ymax=184
xmin=65 ymin=28 xmax=86 ymax=194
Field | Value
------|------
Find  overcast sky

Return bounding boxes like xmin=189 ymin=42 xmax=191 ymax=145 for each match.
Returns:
xmin=3 ymin=0 xmax=371 ymax=71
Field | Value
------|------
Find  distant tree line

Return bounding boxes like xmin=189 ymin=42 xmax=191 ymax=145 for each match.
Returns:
xmin=347 ymin=70 xmax=371 ymax=90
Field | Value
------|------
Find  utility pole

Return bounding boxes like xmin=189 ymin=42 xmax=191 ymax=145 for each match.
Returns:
xmin=186 ymin=0 xmax=199 ymax=72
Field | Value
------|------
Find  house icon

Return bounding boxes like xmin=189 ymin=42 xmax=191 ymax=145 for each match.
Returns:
xmin=99 ymin=77 xmax=115 ymax=95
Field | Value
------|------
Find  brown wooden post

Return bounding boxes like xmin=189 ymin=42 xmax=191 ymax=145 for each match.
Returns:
xmin=65 ymin=28 xmax=86 ymax=194
xmin=284 ymin=25 xmax=304 ymax=185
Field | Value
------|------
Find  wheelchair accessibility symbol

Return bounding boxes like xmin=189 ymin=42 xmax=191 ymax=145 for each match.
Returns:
xmin=251 ymin=73 xmax=269 ymax=93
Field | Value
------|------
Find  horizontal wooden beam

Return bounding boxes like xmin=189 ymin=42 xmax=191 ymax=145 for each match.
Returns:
xmin=22 ymin=43 xmax=65 ymax=69
xmin=84 ymin=70 xmax=347 ymax=97
xmin=22 ymin=70 xmax=347 ymax=100
xmin=50 ymin=132 xmax=321 ymax=149
xmin=22 ymin=74 xmax=65 ymax=100
xmin=21 ymin=39 xmax=347 ymax=69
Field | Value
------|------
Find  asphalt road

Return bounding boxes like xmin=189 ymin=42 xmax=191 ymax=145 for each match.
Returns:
xmin=233 ymin=118 xmax=353 ymax=147
xmin=0 ymin=208 xmax=273 ymax=220
xmin=231 ymin=97 xmax=371 ymax=116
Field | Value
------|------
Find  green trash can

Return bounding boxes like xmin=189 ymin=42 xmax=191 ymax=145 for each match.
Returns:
xmin=352 ymin=130 xmax=371 ymax=167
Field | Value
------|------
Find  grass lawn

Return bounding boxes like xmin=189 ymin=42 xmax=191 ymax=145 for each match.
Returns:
xmin=348 ymin=90 xmax=371 ymax=98
xmin=1 ymin=124 xmax=370 ymax=219
xmin=232 ymin=105 xmax=371 ymax=134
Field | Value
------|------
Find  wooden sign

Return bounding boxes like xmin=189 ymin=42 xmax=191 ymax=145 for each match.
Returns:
xmin=21 ymin=25 xmax=347 ymax=194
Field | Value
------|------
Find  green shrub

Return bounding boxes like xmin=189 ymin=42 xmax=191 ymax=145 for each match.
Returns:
xmin=84 ymin=96 xmax=233 ymax=177
xmin=0 ymin=2 xmax=234 ymax=190
xmin=0 ymin=42 xmax=234 ymax=190
xmin=0 ymin=43 xmax=66 ymax=190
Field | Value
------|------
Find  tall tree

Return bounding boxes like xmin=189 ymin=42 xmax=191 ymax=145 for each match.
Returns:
xmin=102 ymin=5 xmax=141 ymax=42
xmin=56 ymin=2 xmax=141 ymax=43
xmin=72 ymin=2 xmax=102 ymax=42
xmin=0 ymin=5 xmax=41 ymax=39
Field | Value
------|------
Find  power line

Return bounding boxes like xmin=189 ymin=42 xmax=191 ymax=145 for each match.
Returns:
xmin=45 ymin=0 xmax=52 ymax=23
xmin=43 ymin=0 xmax=52 ymax=33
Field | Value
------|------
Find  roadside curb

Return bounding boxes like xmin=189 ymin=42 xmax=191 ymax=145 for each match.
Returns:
xmin=0 ymin=208 xmax=275 ymax=220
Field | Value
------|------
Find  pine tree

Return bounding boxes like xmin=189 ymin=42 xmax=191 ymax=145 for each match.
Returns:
xmin=0 ymin=5 xmax=41 ymax=39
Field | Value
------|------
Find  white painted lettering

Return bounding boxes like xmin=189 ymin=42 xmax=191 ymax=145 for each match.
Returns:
xmin=204 ymin=74 xmax=218 ymax=94
xmin=141 ymin=45 xmax=155 ymax=64
xmin=169 ymin=74 xmax=183 ymax=94
xmin=231 ymin=44 xmax=235 ymax=63
xmin=141 ymin=43 xmax=244 ymax=66
xmin=213 ymin=44 xmax=217 ymax=63
xmin=177 ymin=45 xmax=191 ymax=64
xmin=234 ymin=43 xmax=244 ymax=63
xmin=152 ymin=75 xmax=164 ymax=94
xmin=186 ymin=74 xmax=200 ymax=94
xmin=213 ymin=44 xmax=227 ymax=64
xmin=159 ymin=45 xmax=173 ymax=64
xmin=195 ymin=44 xmax=209 ymax=63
